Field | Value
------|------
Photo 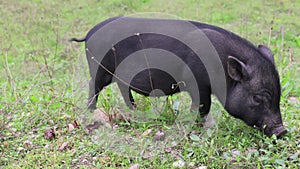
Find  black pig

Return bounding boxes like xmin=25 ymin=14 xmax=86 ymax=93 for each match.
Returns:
xmin=71 ymin=17 xmax=287 ymax=138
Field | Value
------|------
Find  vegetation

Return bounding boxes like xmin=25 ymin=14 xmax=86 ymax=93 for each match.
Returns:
xmin=0 ymin=0 xmax=299 ymax=168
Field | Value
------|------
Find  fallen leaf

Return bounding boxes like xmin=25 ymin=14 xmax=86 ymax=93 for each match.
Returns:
xmin=86 ymin=121 xmax=103 ymax=133
xmin=231 ymin=149 xmax=242 ymax=158
xmin=44 ymin=128 xmax=55 ymax=140
xmin=113 ymin=109 xmax=131 ymax=123
xmin=67 ymin=123 xmax=75 ymax=131
xmin=153 ymin=130 xmax=166 ymax=141
xmin=245 ymin=147 xmax=257 ymax=156
xmin=223 ymin=149 xmax=243 ymax=163
xmin=289 ymin=97 xmax=300 ymax=105
xmin=129 ymin=164 xmax=139 ymax=169
xmin=230 ymin=149 xmax=242 ymax=163
xmin=24 ymin=140 xmax=33 ymax=148
xmin=81 ymin=158 xmax=88 ymax=164
xmin=67 ymin=120 xmax=80 ymax=132
xmin=164 ymin=147 xmax=172 ymax=153
xmin=288 ymin=152 xmax=299 ymax=161
xmin=195 ymin=166 xmax=207 ymax=169
xmin=61 ymin=113 xmax=71 ymax=118
xmin=28 ymin=127 xmax=38 ymax=135
xmin=172 ymin=160 xmax=185 ymax=168
xmin=17 ymin=147 xmax=26 ymax=151
xmin=141 ymin=129 xmax=152 ymax=137
xmin=58 ymin=142 xmax=68 ymax=151
xmin=190 ymin=134 xmax=200 ymax=142
xmin=72 ymin=120 xmax=80 ymax=128
xmin=98 ymin=155 xmax=111 ymax=165
xmin=188 ymin=162 xmax=195 ymax=168
xmin=93 ymin=109 xmax=109 ymax=123
xmin=13 ymin=132 xmax=22 ymax=137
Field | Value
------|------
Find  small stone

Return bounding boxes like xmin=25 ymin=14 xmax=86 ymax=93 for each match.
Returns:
xmin=3 ymin=141 xmax=9 ymax=148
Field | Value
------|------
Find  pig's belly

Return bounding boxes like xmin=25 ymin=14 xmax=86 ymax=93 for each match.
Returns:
xmin=129 ymin=68 xmax=181 ymax=96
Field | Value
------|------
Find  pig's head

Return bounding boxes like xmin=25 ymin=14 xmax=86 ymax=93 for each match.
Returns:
xmin=225 ymin=45 xmax=287 ymax=138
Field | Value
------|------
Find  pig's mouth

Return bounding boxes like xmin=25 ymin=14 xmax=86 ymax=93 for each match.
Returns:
xmin=253 ymin=123 xmax=287 ymax=138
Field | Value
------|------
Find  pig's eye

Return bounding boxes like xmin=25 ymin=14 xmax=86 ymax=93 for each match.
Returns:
xmin=253 ymin=95 xmax=264 ymax=105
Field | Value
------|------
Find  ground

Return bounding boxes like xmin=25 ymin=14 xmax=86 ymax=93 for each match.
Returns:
xmin=0 ymin=0 xmax=299 ymax=168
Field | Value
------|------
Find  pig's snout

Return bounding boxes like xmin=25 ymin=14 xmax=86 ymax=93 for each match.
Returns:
xmin=271 ymin=125 xmax=287 ymax=138
xmin=266 ymin=125 xmax=287 ymax=138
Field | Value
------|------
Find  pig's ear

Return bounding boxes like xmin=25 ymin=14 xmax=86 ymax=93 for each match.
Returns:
xmin=227 ymin=56 xmax=249 ymax=82
xmin=258 ymin=44 xmax=274 ymax=64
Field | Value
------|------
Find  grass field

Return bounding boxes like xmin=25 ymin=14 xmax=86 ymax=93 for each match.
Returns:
xmin=0 ymin=0 xmax=299 ymax=168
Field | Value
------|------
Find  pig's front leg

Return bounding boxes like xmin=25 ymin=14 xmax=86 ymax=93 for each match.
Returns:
xmin=199 ymin=92 xmax=215 ymax=127
xmin=190 ymin=91 xmax=214 ymax=127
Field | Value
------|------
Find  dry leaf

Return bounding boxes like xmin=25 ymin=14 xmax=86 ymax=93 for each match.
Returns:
xmin=172 ymin=160 xmax=185 ymax=168
xmin=24 ymin=140 xmax=33 ymax=148
xmin=68 ymin=123 xmax=75 ymax=131
xmin=289 ymin=97 xmax=300 ymax=105
xmin=86 ymin=121 xmax=103 ymax=133
xmin=72 ymin=120 xmax=80 ymax=128
xmin=230 ymin=149 xmax=242 ymax=163
xmin=164 ymin=147 xmax=172 ymax=153
xmin=195 ymin=166 xmax=207 ymax=169
xmin=141 ymin=129 xmax=152 ymax=137
xmin=129 ymin=164 xmax=139 ymax=169
xmin=44 ymin=128 xmax=55 ymax=140
xmin=98 ymin=155 xmax=111 ymax=165
xmin=245 ymin=147 xmax=257 ymax=155
xmin=93 ymin=109 xmax=109 ymax=123
xmin=153 ymin=130 xmax=165 ymax=141
xmin=17 ymin=147 xmax=26 ymax=151
xmin=58 ymin=142 xmax=68 ymax=151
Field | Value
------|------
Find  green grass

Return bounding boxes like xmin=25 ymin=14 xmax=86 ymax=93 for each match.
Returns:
xmin=1 ymin=0 xmax=299 ymax=168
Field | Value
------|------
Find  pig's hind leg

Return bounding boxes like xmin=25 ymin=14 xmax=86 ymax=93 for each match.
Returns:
xmin=118 ymin=83 xmax=136 ymax=109
xmin=87 ymin=69 xmax=113 ymax=110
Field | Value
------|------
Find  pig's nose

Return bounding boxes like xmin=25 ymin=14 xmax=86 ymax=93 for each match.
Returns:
xmin=272 ymin=125 xmax=287 ymax=138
